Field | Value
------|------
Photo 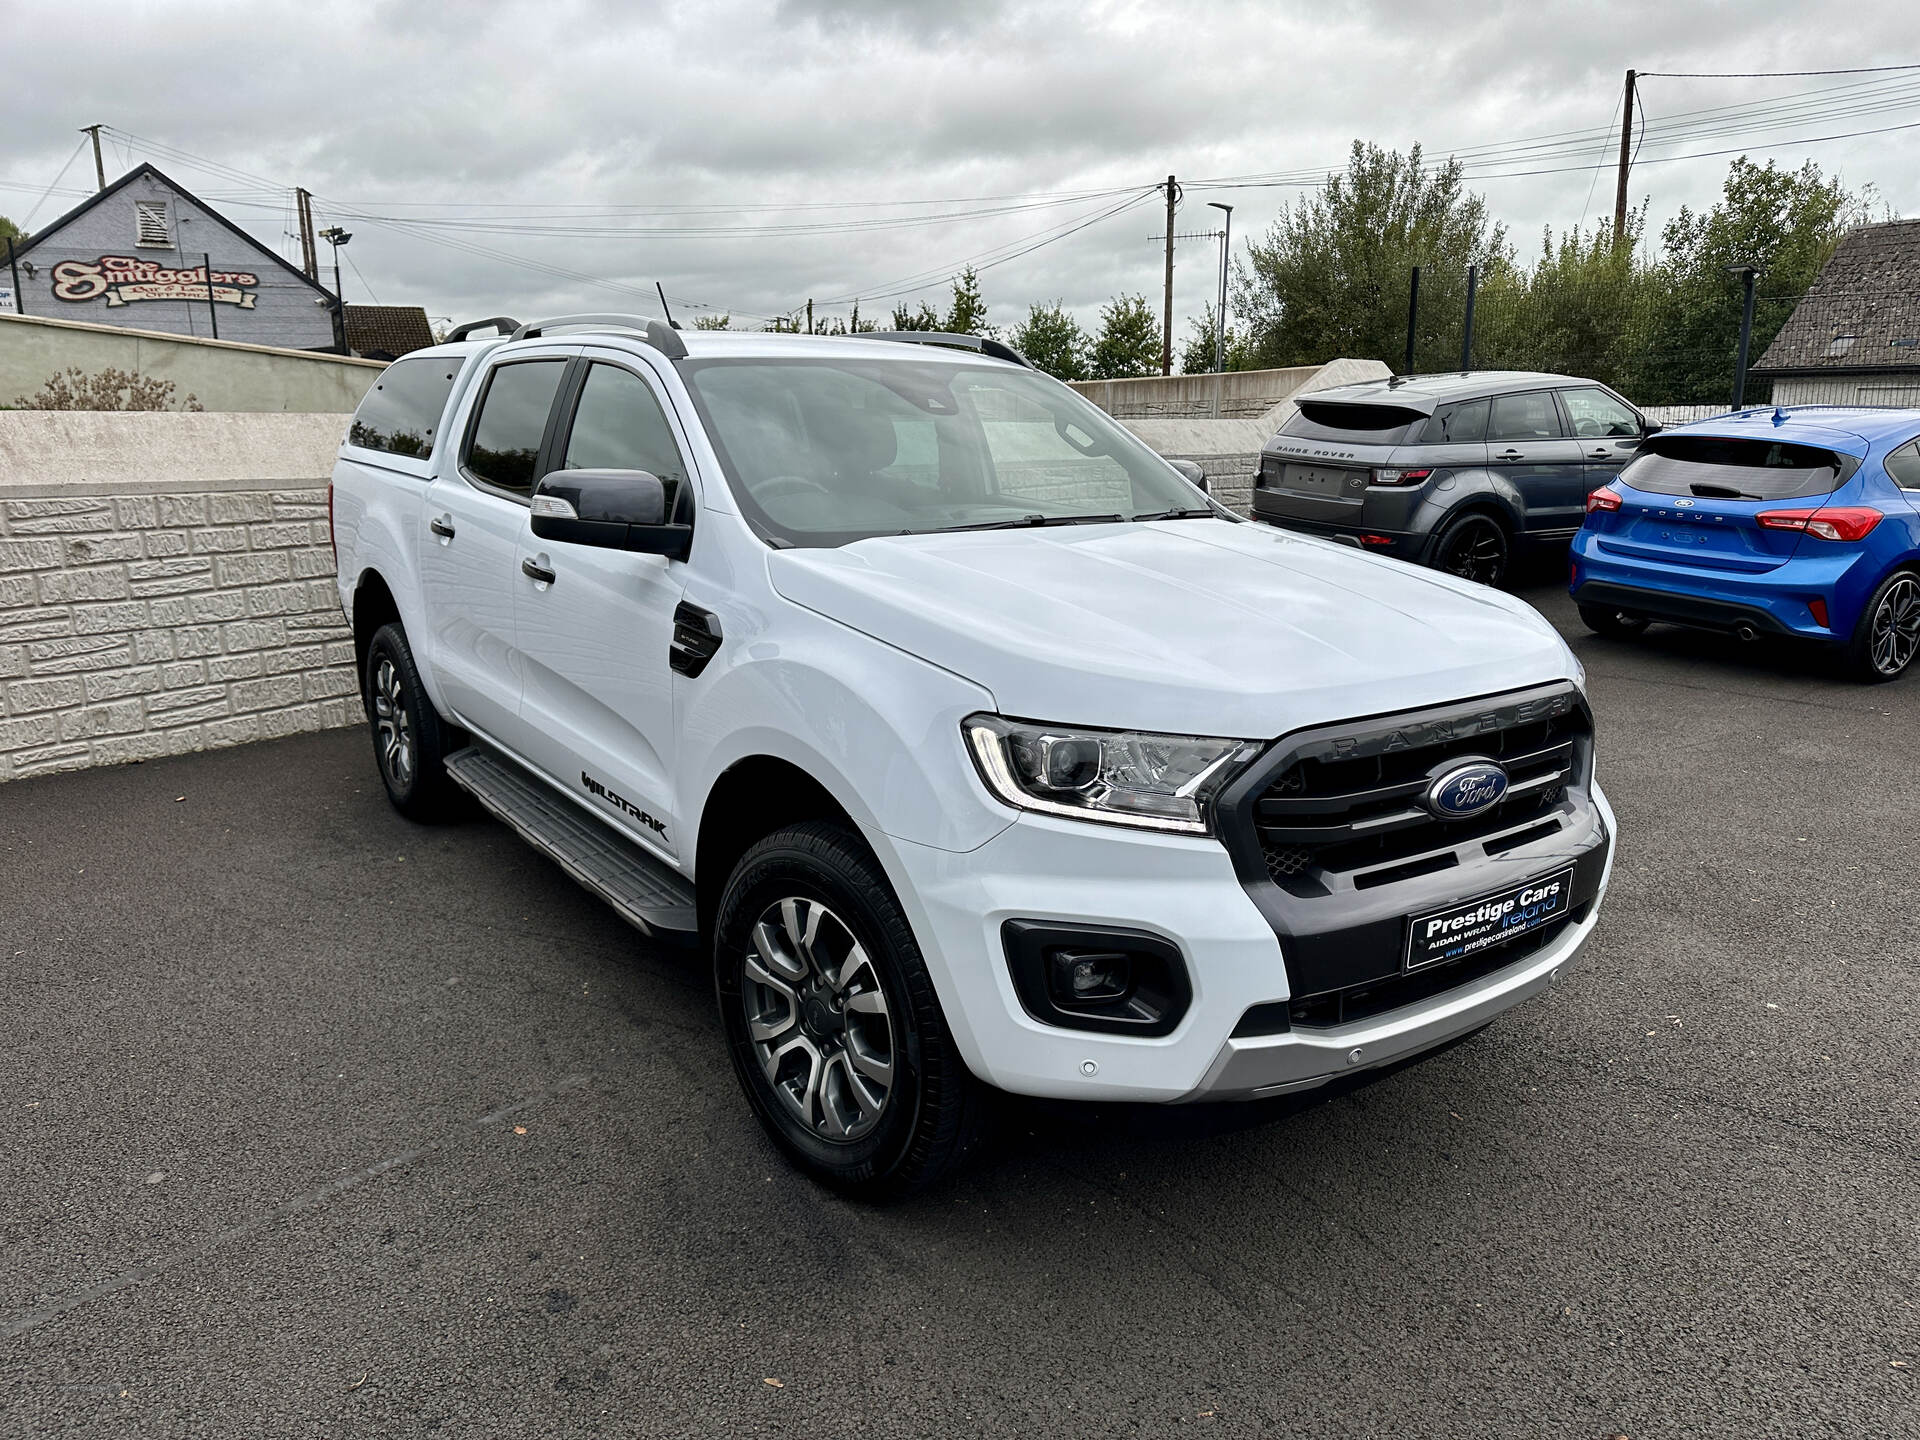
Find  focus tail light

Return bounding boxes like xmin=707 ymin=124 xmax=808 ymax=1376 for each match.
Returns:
xmin=1372 ymin=468 xmax=1432 ymax=486
xmin=1757 ymin=506 xmax=1882 ymax=542
xmin=1586 ymin=486 xmax=1622 ymax=514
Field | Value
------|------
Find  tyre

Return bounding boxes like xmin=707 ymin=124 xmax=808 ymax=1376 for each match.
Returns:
xmin=714 ymin=821 xmax=985 ymax=1200
xmin=1431 ymin=511 xmax=1510 ymax=588
xmin=1577 ymin=603 xmax=1651 ymax=639
xmin=1844 ymin=570 xmax=1920 ymax=683
xmin=364 ymin=622 xmax=463 ymax=820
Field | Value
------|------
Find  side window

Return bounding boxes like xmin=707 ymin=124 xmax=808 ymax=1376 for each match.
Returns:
xmin=134 ymin=200 xmax=171 ymax=247
xmin=561 ymin=364 xmax=689 ymax=498
xmin=464 ymin=360 xmax=568 ymax=496
xmin=1425 ymin=398 xmax=1489 ymax=444
xmin=1885 ymin=440 xmax=1920 ymax=490
xmin=1560 ymin=387 xmax=1640 ymax=439
xmin=347 ymin=356 xmax=460 ymax=458
xmin=1487 ymin=391 xmax=1565 ymax=442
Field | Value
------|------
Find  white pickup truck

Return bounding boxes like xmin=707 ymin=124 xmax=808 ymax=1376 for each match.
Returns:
xmin=328 ymin=316 xmax=1615 ymax=1197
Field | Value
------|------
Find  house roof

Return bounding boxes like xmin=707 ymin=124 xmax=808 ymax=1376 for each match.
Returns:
xmin=1754 ymin=219 xmax=1920 ymax=376
xmin=5 ymin=161 xmax=333 ymax=301
xmin=344 ymin=304 xmax=435 ymax=359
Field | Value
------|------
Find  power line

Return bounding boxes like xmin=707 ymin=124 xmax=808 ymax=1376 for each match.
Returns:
xmin=1640 ymin=64 xmax=1920 ymax=78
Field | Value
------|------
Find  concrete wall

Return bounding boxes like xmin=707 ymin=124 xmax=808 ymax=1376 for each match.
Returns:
xmin=0 ymin=411 xmax=361 ymax=784
xmin=1072 ymin=366 xmax=1322 ymax=420
xmin=9 ymin=168 xmax=338 ymax=349
xmin=1 ymin=312 xmax=386 ymax=414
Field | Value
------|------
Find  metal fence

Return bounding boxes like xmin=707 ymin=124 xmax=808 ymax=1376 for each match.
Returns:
xmin=1399 ymin=266 xmax=1920 ymax=412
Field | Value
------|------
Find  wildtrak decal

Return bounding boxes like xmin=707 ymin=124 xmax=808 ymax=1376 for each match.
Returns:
xmin=581 ymin=771 xmax=668 ymax=839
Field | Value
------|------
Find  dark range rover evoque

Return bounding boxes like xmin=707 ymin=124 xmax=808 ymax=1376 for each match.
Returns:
xmin=1252 ymin=371 xmax=1654 ymax=588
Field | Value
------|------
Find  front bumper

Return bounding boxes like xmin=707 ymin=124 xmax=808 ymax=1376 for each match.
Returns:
xmin=876 ymin=779 xmax=1616 ymax=1105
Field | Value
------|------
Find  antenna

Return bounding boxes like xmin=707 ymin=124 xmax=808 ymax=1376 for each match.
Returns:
xmin=656 ymin=282 xmax=681 ymax=330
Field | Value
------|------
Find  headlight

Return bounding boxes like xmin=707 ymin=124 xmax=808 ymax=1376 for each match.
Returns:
xmin=962 ymin=714 xmax=1260 ymax=835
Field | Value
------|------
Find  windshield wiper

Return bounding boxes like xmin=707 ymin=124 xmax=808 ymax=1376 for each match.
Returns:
xmin=1689 ymin=482 xmax=1761 ymax=499
xmin=1131 ymin=506 xmax=1216 ymax=522
xmin=939 ymin=513 xmax=1127 ymax=532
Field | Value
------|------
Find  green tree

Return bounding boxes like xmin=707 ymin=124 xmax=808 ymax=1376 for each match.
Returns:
xmin=1088 ymin=294 xmax=1161 ymax=379
xmin=692 ymin=312 xmax=732 ymax=330
xmin=1006 ymin=301 xmax=1088 ymax=380
xmin=889 ymin=300 xmax=941 ymax=331
xmin=1471 ymin=208 xmax=1656 ymax=391
xmin=944 ymin=266 xmax=987 ymax=335
xmin=0 ymin=215 xmax=20 ymax=245
xmin=1635 ymin=157 xmax=1869 ymax=404
xmin=1234 ymin=141 xmax=1507 ymax=371
xmin=1178 ymin=304 xmax=1252 ymax=375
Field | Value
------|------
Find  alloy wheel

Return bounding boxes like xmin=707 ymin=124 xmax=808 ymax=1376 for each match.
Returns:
xmin=371 ymin=656 xmax=415 ymax=788
xmin=741 ymin=896 xmax=896 ymax=1142
xmin=1870 ymin=576 xmax=1920 ymax=676
xmin=1439 ymin=518 xmax=1506 ymax=586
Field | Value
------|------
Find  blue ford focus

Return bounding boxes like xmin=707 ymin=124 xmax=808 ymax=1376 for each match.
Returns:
xmin=1570 ymin=406 xmax=1920 ymax=682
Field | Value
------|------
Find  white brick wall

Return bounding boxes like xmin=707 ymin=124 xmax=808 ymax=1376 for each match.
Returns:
xmin=0 ymin=483 xmax=362 ymax=784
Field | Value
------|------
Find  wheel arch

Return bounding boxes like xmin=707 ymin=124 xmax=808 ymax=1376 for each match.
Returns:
xmin=694 ymin=755 xmax=863 ymax=939
xmin=350 ymin=567 xmax=402 ymax=700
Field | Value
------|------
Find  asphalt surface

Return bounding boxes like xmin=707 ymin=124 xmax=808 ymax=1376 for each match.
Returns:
xmin=3 ymin=576 xmax=1916 ymax=1439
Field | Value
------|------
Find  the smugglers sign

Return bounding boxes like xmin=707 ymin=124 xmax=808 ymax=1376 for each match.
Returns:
xmin=51 ymin=256 xmax=259 ymax=309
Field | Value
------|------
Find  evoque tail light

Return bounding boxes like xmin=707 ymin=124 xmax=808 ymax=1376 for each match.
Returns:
xmin=1757 ymin=506 xmax=1882 ymax=542
xmin=1372 ymin=468 xmax=1432 ymax=486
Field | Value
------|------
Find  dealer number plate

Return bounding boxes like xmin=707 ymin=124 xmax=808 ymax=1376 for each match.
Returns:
xmin=1280 ymin=464 xmax=1360 ymax=496
xmin=1405 ymin=867 xmax=1574 ymax=972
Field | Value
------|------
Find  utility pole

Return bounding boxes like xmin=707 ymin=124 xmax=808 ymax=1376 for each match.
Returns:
xmin=1613 ymin=69 xmax=1637 ymax=248
xmin=295 ymin=188 xmax=319 ymax=282
xmin=81 ymin=125 xmax=106 ymax=191
xmin=1161 ymin=174 xmax=1177 ymax=376
xmin=319 ymin=225 xmax=351 ymax=355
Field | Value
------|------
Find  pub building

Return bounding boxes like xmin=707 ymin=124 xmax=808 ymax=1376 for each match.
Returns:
xmin=4 ymin=162 xmax=339 ymax=350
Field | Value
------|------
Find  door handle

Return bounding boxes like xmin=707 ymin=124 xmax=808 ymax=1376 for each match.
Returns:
xmin=1495 ymin=450 xmax=1524 ymax=461
xmin=429 ymin=516 xmax=456 ymax=539
xmin=521 ymin=557 xmax=556 ymax=586
xmin=1589 ymin=449 xmax=1613 ymax=460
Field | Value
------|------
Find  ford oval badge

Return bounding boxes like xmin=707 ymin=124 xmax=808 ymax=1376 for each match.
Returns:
xmin=1426 ymin=759 xmax=1509 ymax=819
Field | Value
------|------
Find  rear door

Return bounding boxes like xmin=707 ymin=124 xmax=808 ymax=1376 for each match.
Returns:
xmin=1559 ymin=386 xmax=1647 ymax=496
xmin=418 ymin=348 xmax=574 ymax=747
xmin=1594 ymin=434 xmax=1853 ymax=573
xmin=1486 ymin=390 xmax=1586 ymax=536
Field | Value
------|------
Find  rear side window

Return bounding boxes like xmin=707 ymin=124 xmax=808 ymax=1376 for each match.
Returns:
xmin=1885 ymin=441 xmax=1920 ymax=490
xmin=1622 ymin=436 xmax=1850 ymax=502
xmin=464 ymin=360 xmax=568 ymax=496
xmin=1487 ymin=392 xmax=1565 ymax=441
xmin=348 ymin=357 xmax=460 ymax=458
xmin=1422 ymin=398 xmax=1489 ymax=444
xmin=1279 ymin=401 xmax=1425 ymax=446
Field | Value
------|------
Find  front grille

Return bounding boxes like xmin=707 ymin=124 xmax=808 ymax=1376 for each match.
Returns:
xmin=1248 ymin=687 xmax=1591 ymax=898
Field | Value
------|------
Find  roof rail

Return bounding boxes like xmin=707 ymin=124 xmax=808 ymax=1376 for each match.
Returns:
xmin=508 ymin=313 xmax=688 ymax=361
xmin=863 ymin=331 xmax=1031 ymax=369
xmin=445 ymin=316 xmax=521 ymax=342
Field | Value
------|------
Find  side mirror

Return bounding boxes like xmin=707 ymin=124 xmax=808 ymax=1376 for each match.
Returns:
xmin=1168 ymin=458 xmax=1209 ymax=494
xmin=531 ymin=469 xmax=690 ymax=558
xmin=1641 ymin=420 xmax=1664 ymax=437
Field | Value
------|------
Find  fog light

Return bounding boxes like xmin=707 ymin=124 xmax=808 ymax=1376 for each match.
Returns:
xmin=1050 ymin=949 xmax=1130 ymax=1003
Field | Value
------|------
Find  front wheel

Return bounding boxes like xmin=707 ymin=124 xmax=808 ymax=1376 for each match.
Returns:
xmin=1431 ymin=511 xmax=1509 ymax=588
xmin=1578 ymin=603 xmax=1651 ymax=639
xmin=1844 ymin=571 xmax=1920 ymax=682
xmin=714 ymin=821 xmax=985 ymax=1200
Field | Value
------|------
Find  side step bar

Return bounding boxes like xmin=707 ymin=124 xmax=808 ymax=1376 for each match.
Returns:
xmin=444 ymin=747 xmax=698 ymax=941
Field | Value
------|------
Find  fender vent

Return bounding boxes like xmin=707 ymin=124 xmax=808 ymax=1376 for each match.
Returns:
xmin=670 ymin=602 xmax=723 ymax=678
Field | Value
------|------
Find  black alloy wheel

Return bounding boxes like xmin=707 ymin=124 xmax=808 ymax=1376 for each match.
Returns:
xmin=1847 ymin=571 xmax=1920 ymax=682
xmin=1432 ymin=512 xmax=1509 ymax=588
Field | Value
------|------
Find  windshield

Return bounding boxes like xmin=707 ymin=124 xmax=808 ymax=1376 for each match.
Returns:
xmin=1622 ymin=435 xmax=1853 ymax=501
xmin=681 ymin=357 xmax=1207 ymax=547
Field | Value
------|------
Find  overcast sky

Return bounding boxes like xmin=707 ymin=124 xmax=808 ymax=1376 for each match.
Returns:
xmin=3 ymin=0 xmax=1915 ymax=345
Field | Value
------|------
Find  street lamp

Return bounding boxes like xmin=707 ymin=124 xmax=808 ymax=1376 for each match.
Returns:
xmin=1206 ymin=202 xmax=1233 ymax=377
xmin=318 ymin=226 xmax=352 ymax=355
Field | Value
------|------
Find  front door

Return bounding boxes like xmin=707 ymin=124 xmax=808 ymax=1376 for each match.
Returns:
xmin=512 ymin=356 xmax=695 ymax=859
xmin=418 ymin=354 xmax=573 ymax=748
xmin=1486 ymin=390 xmax=1586 ymax=537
